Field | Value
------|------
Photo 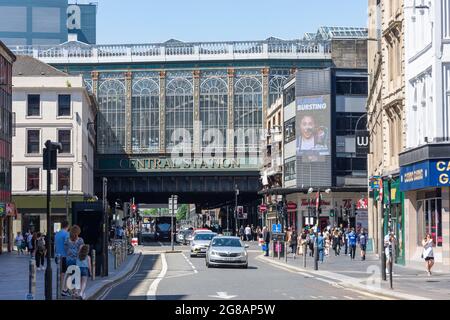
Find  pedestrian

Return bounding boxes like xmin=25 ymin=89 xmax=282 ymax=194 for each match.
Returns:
xmin=35 ymin=232 xmax=46 ymax=270
xmin=256 ymin=226 xmax=262 ymax=240
xmin=76 ymin=244 xmax=92 ymax=300
xmin=55 ymin=220 xmax=70 ymax=297
xmin=251 ymin=225 xmax=256 ymax=241
xmin=290 ymin=228 xmax=298 ymax=256
xmin=245 ymin=225 xmax=252 ymax=242
xmin=65 ymin=225 xmax=84 ymax=268
xmin=15 ymin=232 xmax=24 ymax=254
xmin=317 ymin=232 xmax=324 ymax=263
xmin=239 ymin=225 xmax=245 ymax=241
xmin=298 ymin=230 xmax=307 ymax=256
xmin=332 ymin=229 xmax=340 ymax=256
xmin=348 ymin=228 xmax=357 ymax=260
xmin=343 ymin=227 xmax=349 ymax=255
xmin=24 ymin=230 xmax=31 ymax=254
xmin=27 ymin=231 xmax=34 ymax=255
xmin=358 ymin=228 xmax=368 ymax=261
xmin=422 ymin=233 xmax=434 ymax=276
xmin=262 ymin=226 xmax=271 ymax=256
xmin=324 ymin=232 xmax=331 ymax=257
xmin=308 ymin=231 xmax=315 ymax=257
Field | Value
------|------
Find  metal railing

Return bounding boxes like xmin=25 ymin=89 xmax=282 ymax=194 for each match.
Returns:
xmin=9 ymin=39 xmax=332 ymax=64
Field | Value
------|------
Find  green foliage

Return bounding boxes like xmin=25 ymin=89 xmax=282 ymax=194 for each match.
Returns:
xmin=177 ymin=204 xmax=188 ymax=220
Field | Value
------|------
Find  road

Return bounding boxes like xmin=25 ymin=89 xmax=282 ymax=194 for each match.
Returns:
xmin=100 ymin=241 xmax=389 ymax=300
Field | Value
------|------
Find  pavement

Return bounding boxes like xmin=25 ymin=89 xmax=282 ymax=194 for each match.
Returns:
xmin=0 ymin=246 xmax=142 ymax=300
xmin=256 ymin=242 xmax=450 ymax=300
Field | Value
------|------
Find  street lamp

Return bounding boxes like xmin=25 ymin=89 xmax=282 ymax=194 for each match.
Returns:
xmin=313 ymin=188 xmax=331 ymax=271
xmin=235 ymin=185 xmax=239 ymax=236
xmin=43 ymin=140 xmax=62 ymax=300
xmin=102 ymin=177 xmax=108 ymax=277
xmin=63 ymin=185 xmax=69 ymax=220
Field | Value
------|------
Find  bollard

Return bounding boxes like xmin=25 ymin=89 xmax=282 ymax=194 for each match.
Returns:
xmin=285 ymin=242 xmax=288 ymax=263
xmin=303 ymin=242 xmax=307 ymax=268
xmin=277 ymin=241 xmax=280 ymax=260
xmin=92 ymin=249 xmax=96 ymax=281
xmin=114 ymin=242 xmax=117 ymax=269
xmin=28 ymin=258 xmax=36 ymax=300
xmin=56 ymin=255 xmax=61 ymax=300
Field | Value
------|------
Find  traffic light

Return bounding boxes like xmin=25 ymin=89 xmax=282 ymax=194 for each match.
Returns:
xmin=131 ymin=203 xmax=137 ymax=216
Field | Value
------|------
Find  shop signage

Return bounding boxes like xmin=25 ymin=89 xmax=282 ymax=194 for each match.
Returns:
xmin=400 ymin=160 xmax=450 ymax=191
xmin=0 ymin=203 xmax=5 ymax=217
xmin=355 ymin=130 xmax=370 ymax=156
xmin=286 ymin=202 xmax=297 ymax=211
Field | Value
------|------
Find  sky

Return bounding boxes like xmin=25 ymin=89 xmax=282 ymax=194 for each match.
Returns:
xmin=95 ymin=0 xmax=368 ymax=44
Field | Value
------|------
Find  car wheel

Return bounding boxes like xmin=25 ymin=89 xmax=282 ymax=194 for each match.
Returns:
xmin=243 ymin=264 xmax=248 ymax=269
xmin=190 ymin=254 xmax=195 ymax=258
xmin=206 ymin=261 xmax=210 ymax=268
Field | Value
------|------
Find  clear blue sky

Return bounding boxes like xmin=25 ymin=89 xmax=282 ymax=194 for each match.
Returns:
xmin=96 ymin=0 xmax=367 ymax=44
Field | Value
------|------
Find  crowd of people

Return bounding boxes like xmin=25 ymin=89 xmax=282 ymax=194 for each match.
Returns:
xmin=14 ymin=221 xmax=92 ymax=300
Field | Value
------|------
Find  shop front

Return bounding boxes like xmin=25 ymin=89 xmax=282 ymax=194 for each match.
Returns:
xmin=400 ymin=157 xmax=450 ymax=269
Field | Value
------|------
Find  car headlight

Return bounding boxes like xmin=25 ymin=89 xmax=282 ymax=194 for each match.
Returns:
xmin=211 ymin=251 xmax=219 ymax=256
xmin=239 ymin=252 xmax=247 ymax=257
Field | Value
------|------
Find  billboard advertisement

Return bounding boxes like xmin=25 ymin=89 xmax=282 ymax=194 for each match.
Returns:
xmin=296 ymin=95 xmax=331 ymax=158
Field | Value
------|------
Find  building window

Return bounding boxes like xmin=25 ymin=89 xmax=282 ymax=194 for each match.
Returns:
xmin=269 ymin=75 xmax=288 ymax=107
xmin=336 ymin=77 xmax=368 ymax=95
xmin=27 ymin=130 xmax=40 ymax=154
xmin=284 ymin=157 xmax=296 ymax=181
xmin=58 ymin=95 xmax=71 ymax=116
xmin=27 ymin=94 xmax=40 ymax=117
xmin=283 ymin=85 xmax=295 ymax=105
xmin=97 ymin=78 xmax=126 ymax=154
xmin=27 ymin=168 xmax=39 ymax=191
xmin=200 ymin=77 xmax=228 ymax=153
xmin=336 ymin=112 xmax=366 ymax=135
xmin=131 ymin=77 xmax=160 ymax=153
xmin=417 ymin=196 xmax=442 ymax=247
xmin=284 ymin=118 xmax=296 ymax=143
xmin=58 ymin=168 xmax=70 ymax=191
xmin=58 ymin=130 xmax=71 ymax=154
xmin=165 ymin=77 xmax=194 ymax=152
xmin=234 ymin=77 xmax=262 ymax=153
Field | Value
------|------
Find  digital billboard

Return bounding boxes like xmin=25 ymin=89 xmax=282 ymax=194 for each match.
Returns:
xmin=296 ymin=95 xmax=331 ymax=158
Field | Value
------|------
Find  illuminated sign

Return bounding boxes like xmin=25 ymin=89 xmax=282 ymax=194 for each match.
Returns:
xmin=400 ymin=160 xmax=450 ymax=191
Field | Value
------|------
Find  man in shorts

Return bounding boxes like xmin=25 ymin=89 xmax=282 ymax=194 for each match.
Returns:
xmin=55 ymin=220 xmax=70 ymax=296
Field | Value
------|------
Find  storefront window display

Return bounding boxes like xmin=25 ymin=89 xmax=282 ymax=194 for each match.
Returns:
xmin=417 ymin=192 xmax=442 ymax=247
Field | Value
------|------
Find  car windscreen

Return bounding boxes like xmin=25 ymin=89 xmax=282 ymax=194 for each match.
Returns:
xmin=157 ymin=223 xmax=170 ymax=232
xmin=211 ymin=238 xmax=242 ymax=247
xmin=194 ymin=233 xmax=216 ymax=241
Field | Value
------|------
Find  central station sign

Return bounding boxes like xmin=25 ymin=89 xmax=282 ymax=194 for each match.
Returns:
xmin=97 ymin=157 xmax=261 ymax=171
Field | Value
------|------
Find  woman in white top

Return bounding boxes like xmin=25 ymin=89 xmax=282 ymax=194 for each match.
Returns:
xmin=422 ymin=233 xmax=434 ymax=276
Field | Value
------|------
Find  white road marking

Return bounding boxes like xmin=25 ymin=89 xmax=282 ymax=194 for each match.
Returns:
xmin=181 ymin=253 xmax=198 ymax=274
xmin=310 ymin=295 xmax=318 ymax=299
xmin=289 ymin=296 xmax=295 ymax=299
xmin=99 ymin=254 xmax=144 ymax=300
xmin=158 ymin=242 xmax=164 ymax=247
xmin=146 ymin=253 xmax=168 ymax=300
xmin=344 ymin=295 xmax=355 ymax=300
xmin=330 ymin=296 xmax=338 ymax=299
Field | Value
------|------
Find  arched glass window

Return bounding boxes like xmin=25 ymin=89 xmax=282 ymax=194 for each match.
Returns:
xmin=200 ymin=77 xmax=228 ymax=153
xmin=269 ymin=76 xmax=287 ymax=107
xmin=98 ymin=79 xmax=126 ymax=153
xmin=132 ymin=78 xmax=160 ymax=153
xmin=234 ymin=77 xmax=262 ymax=153
xmin=166 ymin=78 xmax=194 ymax=151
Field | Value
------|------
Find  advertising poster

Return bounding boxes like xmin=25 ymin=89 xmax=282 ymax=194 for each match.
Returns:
xmin=296 ymin=95 xmax=331 ymax=159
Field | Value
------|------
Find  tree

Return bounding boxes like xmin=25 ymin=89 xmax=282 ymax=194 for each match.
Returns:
xmin=177 ymin=204 xmax=188 ymax=221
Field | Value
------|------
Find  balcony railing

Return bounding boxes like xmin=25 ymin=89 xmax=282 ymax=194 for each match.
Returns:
xmin=10 ymin=39 xmax=332 ymax=64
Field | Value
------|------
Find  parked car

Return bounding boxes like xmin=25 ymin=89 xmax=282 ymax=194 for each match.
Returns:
xmin=205 ymin=236 xmax=248 ymax=268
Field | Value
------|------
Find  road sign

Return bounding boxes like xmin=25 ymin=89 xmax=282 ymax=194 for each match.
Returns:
xmin=272 ymin=224 xmax=282 ymax=233
xmin=258 ymin=204 xmax=267 ymax=212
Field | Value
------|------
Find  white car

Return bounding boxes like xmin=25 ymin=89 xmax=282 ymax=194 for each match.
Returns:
xmin=190 ymin=232 xmax=217 ymax=257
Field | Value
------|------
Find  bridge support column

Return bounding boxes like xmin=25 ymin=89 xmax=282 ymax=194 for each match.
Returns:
xmin=227 ymin=68 xmax=235 ymax=158
xmin=193 ymin=70 xmax=201 ymax=157
xmin=159 ymin=71 xmax=166 ymax=154
xmin=125 ymin=71 xmax=132 ymax=153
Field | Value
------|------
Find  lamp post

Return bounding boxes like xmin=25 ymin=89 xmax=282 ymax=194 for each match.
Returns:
xmin=63 ymin=185 xmax=69 ymax=220
xmin=235 ymin=185 xmax=239 ymax=236
xmin=102 ymin=177 xmax=108 ymax=277
xmin=43 ymin=140 xmax=62 ymax=300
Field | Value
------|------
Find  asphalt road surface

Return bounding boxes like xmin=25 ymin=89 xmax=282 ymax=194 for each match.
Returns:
xmin=101 ymin=241 xmax=388 ymax=300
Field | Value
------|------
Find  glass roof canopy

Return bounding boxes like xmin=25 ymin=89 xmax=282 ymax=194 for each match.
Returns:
xmin=304 ymin=26 xmax=368 ymax=41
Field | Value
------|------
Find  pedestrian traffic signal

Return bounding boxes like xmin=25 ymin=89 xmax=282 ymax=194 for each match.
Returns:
xmin=131 ymin=204 xmax=137 ymax=216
